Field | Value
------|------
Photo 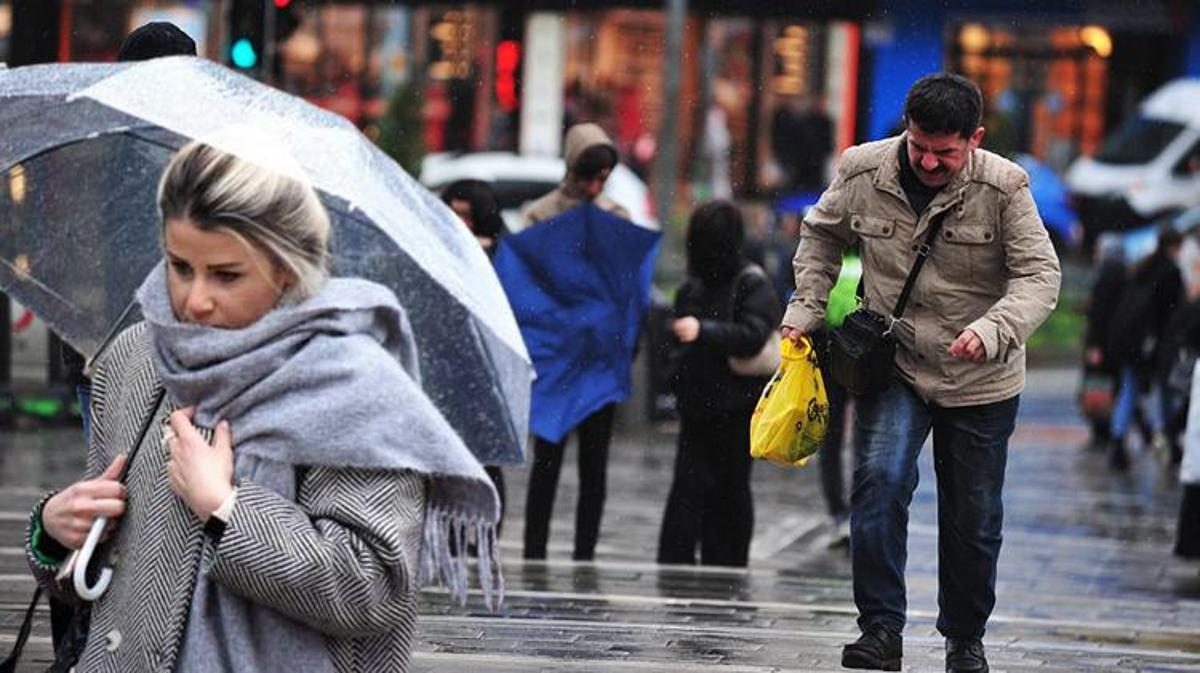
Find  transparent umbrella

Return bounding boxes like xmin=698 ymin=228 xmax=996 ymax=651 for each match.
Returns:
xmin=0 ymin=57 xmax=530 ymax=466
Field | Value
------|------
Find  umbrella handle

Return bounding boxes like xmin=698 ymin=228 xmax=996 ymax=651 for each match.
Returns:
xmin=72 ymin=516 xmax=113 ymax=601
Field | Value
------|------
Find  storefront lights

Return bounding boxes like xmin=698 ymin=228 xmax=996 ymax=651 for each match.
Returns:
xmin=958 ymin=24 xmax=989 ymax=54
xmin=1080 ymin=25 xmax=1112 ymax=58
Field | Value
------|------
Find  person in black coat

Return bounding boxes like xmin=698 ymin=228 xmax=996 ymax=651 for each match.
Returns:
xmin=1082 ymin=234 xmax=1126 ymax=447
xmin=1105 ymin=225 xmax=1184 ymax=469
xmin=657 ymin=201 xmax=781 ymax=567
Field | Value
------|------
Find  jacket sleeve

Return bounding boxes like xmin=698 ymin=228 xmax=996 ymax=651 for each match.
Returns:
xmin=965 ymin=183 xmax=1062 ymax=361
xmin=700 ymin=273 xmax=780 ymax=357
xmin=24 ymin=331 xmax=126 ymax=604
xmin=207 ymin=467 xmax=426 ymax=639
xmin=782 ymin=164 xmax=855 ymax=333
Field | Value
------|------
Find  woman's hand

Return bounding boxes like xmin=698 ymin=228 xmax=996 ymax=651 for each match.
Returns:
xmin=166 ymin=407 xmax=234 ymax=522
xmin=673 ymin=317 xmax=701 ymax=343
xmin=41 ymin=454 xmax=128 ymax=550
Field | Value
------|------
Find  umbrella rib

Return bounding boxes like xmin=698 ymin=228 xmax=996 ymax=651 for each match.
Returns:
xmin=0 ymin=257 xmax=76 ymax=310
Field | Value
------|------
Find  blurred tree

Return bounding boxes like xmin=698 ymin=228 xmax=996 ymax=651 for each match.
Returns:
xmin=376 ymin=82 xmax=425 ymax=176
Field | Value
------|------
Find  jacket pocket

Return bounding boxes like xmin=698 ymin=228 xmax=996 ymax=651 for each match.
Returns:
xmin=938 ymin=222 xmax=997 ymax=281
xmin=849 ymin=214 xmax=896 ymax=239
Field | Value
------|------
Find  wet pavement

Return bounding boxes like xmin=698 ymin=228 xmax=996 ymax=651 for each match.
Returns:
xmin=2 ymin=368 xmax=1198 ymax=671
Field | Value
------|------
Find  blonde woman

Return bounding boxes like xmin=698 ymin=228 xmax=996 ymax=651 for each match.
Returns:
xmin=26 ymin=140 xmax=500 ymax=672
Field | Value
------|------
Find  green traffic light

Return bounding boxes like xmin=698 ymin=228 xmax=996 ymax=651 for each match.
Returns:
xmin=231 ymin=38 xmax=258 ymax=69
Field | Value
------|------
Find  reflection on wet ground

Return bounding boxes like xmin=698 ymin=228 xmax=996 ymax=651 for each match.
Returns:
xmin=2 ymin=369 xmax=1199 ymax=670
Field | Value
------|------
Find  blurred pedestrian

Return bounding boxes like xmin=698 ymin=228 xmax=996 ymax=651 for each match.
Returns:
xmin=56 ymin=21 xmax=198 ymax=440
xmin=521 ymin=122 xmax=629 ymax=561
xmin=781 ymin=73 xmax=1060 ymax=673
xmin=26 ymin=140 xmax=499 ymax=671
xmin=1105 ymin=225 xmax=1183 ymax=470
xmin=522 ymin=122 xmax=630 ymax=227
xmin=1080 ymin=233 xmax=1126 ymax=448
xmin=442 ymin=178 xmax=506 ymax=256
xmin=656 ymin=201 xmax=780 ymax=567
xmin=116 ymin=21 xmax=197 ymax=61
xmin=442 ymin=178 xmax=508 ymax=534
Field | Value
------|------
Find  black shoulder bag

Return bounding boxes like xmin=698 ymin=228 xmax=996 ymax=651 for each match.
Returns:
xmin=828 ymin=210 xmax=948 ymax=396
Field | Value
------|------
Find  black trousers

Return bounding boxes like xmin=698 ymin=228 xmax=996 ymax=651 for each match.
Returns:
xmin=657 ymin=411 xmax=755 ymax=567
xmin=523 ymin=404 xmax=616 ymax=560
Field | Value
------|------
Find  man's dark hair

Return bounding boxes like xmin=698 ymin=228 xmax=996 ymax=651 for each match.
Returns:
xmin=117 ymin=22 xmax=197 ymax=62
xmin=903 ymin=73 xmax=983 ymax=138
xmin=441 ymin=179 xmax=505 ymax=239
xmin=573 ymin=144 xmax=618 ymax=180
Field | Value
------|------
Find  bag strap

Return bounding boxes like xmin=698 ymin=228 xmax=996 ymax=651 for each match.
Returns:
xmin=891 ymin=209 xmax=950 ymax=320
xmin=1 ymin=587 xmax=42 ymax=673
xmin=727 ymin=264 xmax=765 ymax=321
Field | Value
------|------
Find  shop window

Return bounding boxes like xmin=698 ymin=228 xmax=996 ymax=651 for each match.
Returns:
xmin=951 ymin=22 xmax=1109 ymax=169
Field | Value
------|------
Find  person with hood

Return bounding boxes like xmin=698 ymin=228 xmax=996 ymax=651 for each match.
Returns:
xmin=521 ymin=122 xmax=630 ymax=227
xmin=519 ymin=122 xmax=630 ymax=561
xmin=26 ymin=140 xmax=500 ymax=672
xmin=656 ymin=201 xmax=780 ymax=567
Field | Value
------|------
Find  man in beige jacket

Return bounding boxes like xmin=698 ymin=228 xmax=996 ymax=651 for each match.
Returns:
xmin=782 ymin=74 xmax=1060 ymax=673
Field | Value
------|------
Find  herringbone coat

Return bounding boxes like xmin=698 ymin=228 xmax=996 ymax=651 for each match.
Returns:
xmin=27 ymin=324 xmax=426 ymax=672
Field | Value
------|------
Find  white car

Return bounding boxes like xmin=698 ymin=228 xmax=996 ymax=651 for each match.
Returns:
xmin=419 ymin=152 xmax=659 ymax=232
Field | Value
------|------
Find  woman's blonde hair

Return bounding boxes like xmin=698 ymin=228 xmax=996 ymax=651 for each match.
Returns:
xmin=157 ymin=139 xmax=330 ymax=300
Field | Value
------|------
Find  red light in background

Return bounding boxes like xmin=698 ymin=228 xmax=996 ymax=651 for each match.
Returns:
xmin=274 ymin=0 xmax=291 ymax=8
xmin=495 ymin=40 xmax=520 ymax=112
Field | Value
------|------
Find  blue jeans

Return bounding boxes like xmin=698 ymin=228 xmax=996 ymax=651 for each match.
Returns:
xmin=851 ymin=378 xmax=1018 ymax=639
xmin=1110 ymin=365 xmax=1165 ymax=439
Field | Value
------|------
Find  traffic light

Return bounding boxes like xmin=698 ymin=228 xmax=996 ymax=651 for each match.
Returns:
xmin=494 ymin=40 xmax=520 ymax=112
xmin=229 ymin=0 xmax=264 ymax=71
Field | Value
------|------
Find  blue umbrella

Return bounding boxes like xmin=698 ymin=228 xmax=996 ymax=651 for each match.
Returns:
xmin=1015 ymin=153 xmax=1079 ymax=249
xmin=493 ymin=203 xmax=660 ymax=443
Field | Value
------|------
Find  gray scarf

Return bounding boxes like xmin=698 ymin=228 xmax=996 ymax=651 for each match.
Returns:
xmin=135 ymin=262 xmax=502 ymax=605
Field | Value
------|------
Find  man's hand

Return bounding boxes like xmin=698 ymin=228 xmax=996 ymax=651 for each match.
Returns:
xmin=948 ymin=328 xmax=986 ymax=363
xmin=781 ymin=326 xmax=805 ymax=345
xmin=166 ymin=407 xmax=235 ymax=523
xmin=672 ymin=317 xmax=701 ymax=343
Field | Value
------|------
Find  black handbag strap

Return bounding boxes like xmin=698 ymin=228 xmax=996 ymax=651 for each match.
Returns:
xmin=885 ymin=209 xmax=951 ymax=328
xmin=0 ymin=587 xmax=42 ymax=673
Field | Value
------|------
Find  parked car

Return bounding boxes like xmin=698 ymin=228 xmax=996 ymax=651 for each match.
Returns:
xmin=419 ymin=151 xmax=659 ymax=232
xmin=1066 ymin=78 xmax=1200 ymax=247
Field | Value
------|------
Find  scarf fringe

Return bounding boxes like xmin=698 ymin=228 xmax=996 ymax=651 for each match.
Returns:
xmin=418 ymin=506 xmax=505 ymax=611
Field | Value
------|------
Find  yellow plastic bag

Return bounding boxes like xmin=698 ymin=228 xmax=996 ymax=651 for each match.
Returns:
xmin=749 ymin=336 xmax=829 ymax=468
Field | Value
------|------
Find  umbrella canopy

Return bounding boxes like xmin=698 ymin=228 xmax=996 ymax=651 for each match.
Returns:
xmin=493 ymin=203 xmax=660 ymax=444
xmin=0 ymin=57 xmax=530 ymax=466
